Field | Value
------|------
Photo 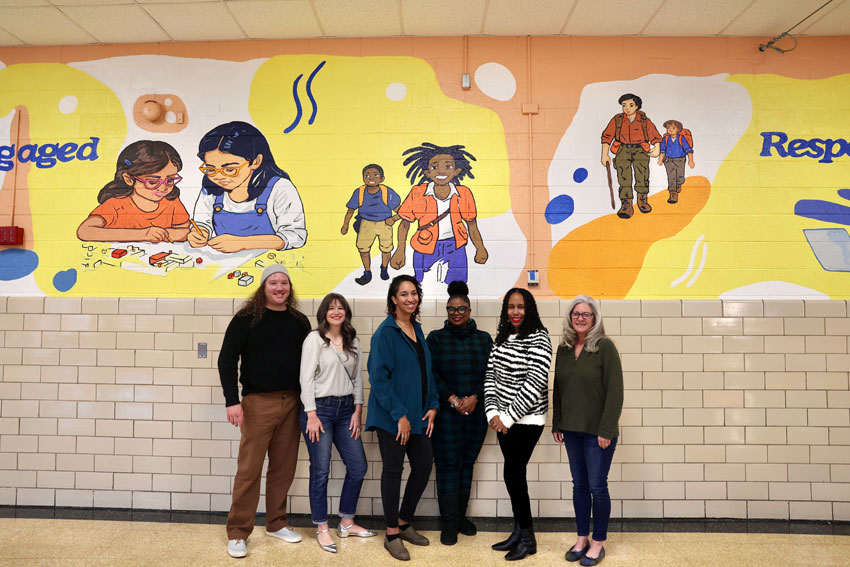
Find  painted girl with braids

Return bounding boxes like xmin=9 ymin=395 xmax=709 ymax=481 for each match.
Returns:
xmin=391 ymin=142 xmax=488 ymax=284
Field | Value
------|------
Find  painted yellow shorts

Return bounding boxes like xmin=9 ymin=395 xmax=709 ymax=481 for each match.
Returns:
xmin=356 ymin=218 xmax=394 ymax=253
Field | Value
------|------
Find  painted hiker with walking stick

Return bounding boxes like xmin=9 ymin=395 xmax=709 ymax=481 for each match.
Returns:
xmin=600 ymin=94 xmax=662 ymax=219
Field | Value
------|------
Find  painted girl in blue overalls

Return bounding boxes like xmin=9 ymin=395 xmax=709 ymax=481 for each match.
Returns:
xmin=189 ymin=121 xmax=307 ymax=253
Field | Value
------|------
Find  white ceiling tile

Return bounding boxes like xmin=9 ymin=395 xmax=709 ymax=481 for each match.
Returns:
xmin=400 ymin=0 xmax=485 ymax=36
xmin=798 ymin=0 xmax=850 ymax=35
xmin=62 ymin=4 xmax=170 ymax=43
xmin=142 ymin=1 xmax=246 ymax=41
xmin=720 ymin=0 xmax=830 ymax=36
xmin=314 ymin=0 xmax=401 ymax=37
xmin=483 ymin=0 xmax=576 ymax=36
xmin=226 ymin=0 xmax=322 ymax=39
xmin=642 ymin=0 xmax=751 ymax=36
xmin=0 ymin=26 xmax=24 ymax=45
xmin=1 ymin=6 xmax=95 ymax=44
xmin=564 ymin=0 xmax=664 ymax=35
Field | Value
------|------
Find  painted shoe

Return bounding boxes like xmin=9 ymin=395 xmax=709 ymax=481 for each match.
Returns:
xmin=566 ymin=543 xmax=590 ymax=562
xmin=316 ymin=528 xmax=337 ymax=553
xmin=380 ymin=266 xmax=390 ymax=280
xmin=338 ymin=522 xmax=377 ymax=538
xmin=355 ymin=271 xmax=373 ymax=285
xmin=637 ymin=193 xmax=652 ymax=213
xmin=227 ymin=539 xmax=247 ymax=558
xmin=266 ymin=526 xmax=302 ymax=543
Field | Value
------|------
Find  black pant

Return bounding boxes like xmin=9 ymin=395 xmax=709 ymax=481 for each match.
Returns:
xmin=376 ymin=427 xmax=434 ymax=528
xmin=497 ymin=424 xmax=543 ymax=529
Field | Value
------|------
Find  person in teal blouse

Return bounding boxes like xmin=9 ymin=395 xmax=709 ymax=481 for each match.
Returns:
xmin=366 ymin=275 xmax=439 ymax=560
xmin=552 ymin=295 xmax=623 ymax=567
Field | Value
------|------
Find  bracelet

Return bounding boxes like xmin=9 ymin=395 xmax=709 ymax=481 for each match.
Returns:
xmin=450 ymin=397 xmax=460 ymax=408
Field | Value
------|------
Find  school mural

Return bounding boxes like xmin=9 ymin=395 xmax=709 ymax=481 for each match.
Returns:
xmin=0 ymin=38 xmax=848 ymax=299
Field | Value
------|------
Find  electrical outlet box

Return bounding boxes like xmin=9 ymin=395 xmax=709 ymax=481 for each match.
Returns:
xmin=461 ymin=73 xmax=471 ymax=89
xmin=197 ymin=342 xmax=207 ymax=358
xmin=0 ymin=226 xmax=24 ymax=245
xmin=528 ymin=269 xmax=539 ymax=286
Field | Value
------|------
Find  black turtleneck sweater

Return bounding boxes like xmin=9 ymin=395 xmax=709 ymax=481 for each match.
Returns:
xmin=218 ymin=308 xmax=311 ymax=407
xmin=425 ymin=319 xmax=494 ymax=409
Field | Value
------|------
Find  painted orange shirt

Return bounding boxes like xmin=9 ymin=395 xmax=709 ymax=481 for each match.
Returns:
xmin=89 ymin=196 xmax=190 ymax=229
xmin=397 ymin=183 xmax=477 ymax=254
xmin=600 ymin=112 xmax=662 ymax=145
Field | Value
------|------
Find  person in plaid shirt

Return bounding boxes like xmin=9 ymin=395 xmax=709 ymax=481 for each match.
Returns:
xmin=426 ymin=281 xmax=493 ymax=546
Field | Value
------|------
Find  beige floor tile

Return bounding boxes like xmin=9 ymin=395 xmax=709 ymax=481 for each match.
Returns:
xmin=0 ymin=519 xmax=847 ymax=566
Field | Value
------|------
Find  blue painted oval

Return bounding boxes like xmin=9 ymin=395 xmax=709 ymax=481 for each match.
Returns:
xmin=0 ymin=249 xmax=39 ymax=281
xmin=573 ymin=167 xmax=588 ymax=183
xmin=53 ymin=268 xmax=77 ymax=292
xmin=545 ymin=195 xmax=574 ymax=224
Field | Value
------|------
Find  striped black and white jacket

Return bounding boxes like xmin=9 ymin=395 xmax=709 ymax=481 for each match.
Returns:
xmin=484 ymin=329 xmax=553 ymax=428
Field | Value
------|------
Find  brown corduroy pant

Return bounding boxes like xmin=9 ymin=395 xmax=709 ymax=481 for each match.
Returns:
xmin=226 ymin=390 xmax=301 ymax=540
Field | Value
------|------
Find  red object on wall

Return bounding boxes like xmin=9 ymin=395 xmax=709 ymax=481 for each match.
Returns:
xmin=111 ymin=249 xmax=128 ymax=258
xmin=0 ymin=226 xmax=24 ymax=245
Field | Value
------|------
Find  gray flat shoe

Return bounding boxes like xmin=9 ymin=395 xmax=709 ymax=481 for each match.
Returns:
xmin=399 ymin=525 xmax=429 ymax=546
xmin=316 ymin=528 xmax=337 ymax=554
xmin=338 ymin=522 xmax=377 ymax=538
xmin=384 ymin=536 xmax=410 ymax=561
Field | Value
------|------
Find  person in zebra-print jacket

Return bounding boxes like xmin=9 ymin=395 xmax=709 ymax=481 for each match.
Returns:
xmin=484 ymin=287 xmax=552 ymax=562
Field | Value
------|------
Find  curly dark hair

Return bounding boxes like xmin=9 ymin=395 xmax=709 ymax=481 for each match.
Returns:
xmin=446 ymin=280 xmax=470 ymax=306
xmin=237 ymin=272 xmax=308 ymax=327
xmin=386 ymin=274 xmax=422 ymax=321
xmin=316 ymin=293 xmax=357 ymax=355
xmin=401 ymin=142 xmax=476 ymax=185
xmin=494 ymin=287 xmax=547 ymax=345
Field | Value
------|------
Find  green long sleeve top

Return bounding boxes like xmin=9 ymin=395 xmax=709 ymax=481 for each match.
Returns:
xmin=552 ymin=337 xmax=624 ymax=440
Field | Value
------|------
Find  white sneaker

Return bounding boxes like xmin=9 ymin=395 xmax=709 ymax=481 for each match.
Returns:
xmin=227 ymin=539 xmax=247 ymax=558
xmin=267 ymin=526 xmax=302 ymax=543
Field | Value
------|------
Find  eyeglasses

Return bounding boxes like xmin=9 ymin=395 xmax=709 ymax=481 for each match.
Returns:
xmin=571 ymin=312 xmax=594 ymax=320
xmin=199 ymin=161 xmax=249 ymax=178
xmin=133 ymin=174 xmax=182 ymax=190
xmin=447 ymin=306 xmax=469 ymax=315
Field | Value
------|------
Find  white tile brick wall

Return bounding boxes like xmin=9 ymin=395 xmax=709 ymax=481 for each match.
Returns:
xmin=0 ymin=298 xmax=847 ymax=521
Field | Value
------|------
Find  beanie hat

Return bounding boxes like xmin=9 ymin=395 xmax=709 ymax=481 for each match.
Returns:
xmin=260 ymin=264 xmax=290 ymax=286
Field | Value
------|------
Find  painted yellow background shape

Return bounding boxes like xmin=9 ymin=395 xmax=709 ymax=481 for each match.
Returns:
xmin=249 ymin=55 xmax=510 ymax=296
xmin=628 ymin=74 xmax=850 ymax=298
xmin=0 ymin=63 xmax=127 ymax=296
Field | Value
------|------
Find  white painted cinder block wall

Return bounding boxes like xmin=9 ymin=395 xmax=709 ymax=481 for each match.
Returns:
xmin=0 ymin=297 xmax=848 ymax=521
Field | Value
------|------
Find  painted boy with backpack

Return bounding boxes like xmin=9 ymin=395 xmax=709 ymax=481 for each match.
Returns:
xmin=657 ymin=120 xmax=695 ymax=204
xmin=601 ymin=93 xmax=662 ymax=219
xmin=340 ymin=163 xmax=401 ymax=285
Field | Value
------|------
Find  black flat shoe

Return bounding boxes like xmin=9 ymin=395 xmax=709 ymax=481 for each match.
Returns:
xmin=565 ymin=543 xmax=590 ymax=562
xmin=492 ymin=522 xmax=521 ymax=551
xmin=579 ymin=547 xmax=605 ymax=566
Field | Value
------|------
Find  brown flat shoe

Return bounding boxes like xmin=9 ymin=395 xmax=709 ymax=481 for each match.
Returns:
xmin=384 ymin=536 xmax=410 ymax=561
xmin=399 ymin=525 xmax=429 ymax=546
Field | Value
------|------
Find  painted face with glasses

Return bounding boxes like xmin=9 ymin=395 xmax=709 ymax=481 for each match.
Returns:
xmin=200 ymin=149 xmax=262 ymax=201
xmin=446 ymin=297 xmax=472 ymax=328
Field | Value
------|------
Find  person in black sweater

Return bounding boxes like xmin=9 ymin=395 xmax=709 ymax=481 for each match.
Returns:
xmin=219 ymin=264 xmax=311 ymax=559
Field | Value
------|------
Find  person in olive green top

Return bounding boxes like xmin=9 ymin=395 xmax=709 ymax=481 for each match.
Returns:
xmin=552 ymin=295 xmax=623 ymax=567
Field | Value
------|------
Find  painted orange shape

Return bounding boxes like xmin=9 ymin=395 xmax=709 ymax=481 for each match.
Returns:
xmin=548 ymin=176 xmax=711 ymax=299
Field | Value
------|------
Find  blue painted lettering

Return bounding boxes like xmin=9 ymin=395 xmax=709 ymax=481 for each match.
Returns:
xmin=761 ymin=131 xmax=849 ymax=164
xmin=0 ymin=137 xmax=99 ymax=171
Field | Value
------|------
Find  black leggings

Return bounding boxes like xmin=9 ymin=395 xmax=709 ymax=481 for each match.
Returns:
xmin=497 ymin=424 xmax=543 ymax=529
xmin=376 ymin=428 xmax=434 ymax=528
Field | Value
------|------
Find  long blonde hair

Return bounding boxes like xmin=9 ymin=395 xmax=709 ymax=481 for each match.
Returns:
xmin=561 ymin=295 xmax=606 ymax=352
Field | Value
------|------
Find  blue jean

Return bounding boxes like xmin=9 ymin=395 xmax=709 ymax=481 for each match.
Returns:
xmin=562 ymin=431 xmax=618 ymax=541
xmin=300 ymin=395 xmax=368 ymax=525
xmin=413 ymin=239 xmax=468 ymax=283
